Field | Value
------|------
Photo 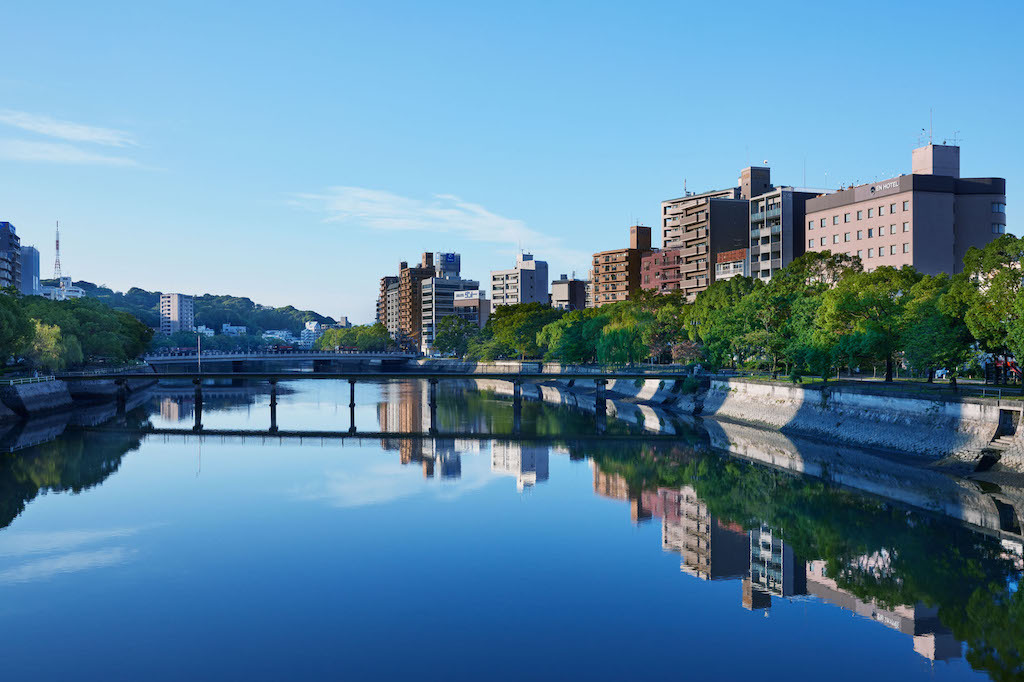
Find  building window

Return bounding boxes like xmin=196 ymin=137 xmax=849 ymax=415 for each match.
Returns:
xmin=832 ymin=235 xmax=839 ymax=244
xmin=879 ymin=205 xmax=886 ymax=216
xmin=808 ymin=220 xmax=814 ymax=229
xmin=867 ymin=228 xmax=874 ymax=238
xmin=808 ymin=239 xmax=814 ymax=248
xmin=844 ymin=232 xmax=851 ymax=242
xmin=857 ymin=210 xmax=863 ymax=220
xmin=820 ymin=237 xmax=826 ymax=246
xmin=857 ymin=250 xmax=863 ymax=258
xmin=890 ymin=244 xmax=897 ymax=255
xmin=867 ymin=248 xmax=873 ymax=258
xmin=903 ymin=222 xmax=909 ymax=232
xmin=903 ymin=243 xmax=909 ymax=253
xmin=833 ymin=216 xmax=839 ymax=225
xmin=879 ymin=226 xmax=886 ymax=236
xmin=857 ymin=230 xmax=863 ymax=240
xmin=868 ymin=208 xmax=874 ymax=218
xmin=903 ymin=200 xmax=910 ymax=211
xmin=844 ymin=213 xmax=851 ymax=223
xmin=820 ymin=218 xmax=826 ymax=228
xmin=993 ymin=223 xmax=1007 ymax=234
xmin=993 ymin=202 xmax=1007 ymax=213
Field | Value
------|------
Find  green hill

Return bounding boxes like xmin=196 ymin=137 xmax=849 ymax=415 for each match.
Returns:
xmin=44 ymin=280 xmax=336 ymax=335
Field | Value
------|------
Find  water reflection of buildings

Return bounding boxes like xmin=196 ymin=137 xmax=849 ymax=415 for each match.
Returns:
xmin=160 ymin=397 xmax=193 ymax=422
xmin=805 ymin=559 xmax=962 ymax=661
xmin=491 ymin=441 xmax=549 ymax=491
xmin=591 ymin=462 xmax=965 ymax=663
xmin=376 ymin=381 xmax=464 ymax=480
xmin=647 ymin=487 xmax=748 ymax=581
xmin=744 ymin=524 xmax=807 ymax=609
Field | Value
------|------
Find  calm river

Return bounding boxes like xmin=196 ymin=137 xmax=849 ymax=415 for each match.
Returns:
xmin=0 ymin=379 xmax=1020 ymax=680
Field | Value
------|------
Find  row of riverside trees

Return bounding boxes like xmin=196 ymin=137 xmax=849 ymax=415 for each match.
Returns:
xmin=315 ymin=323 xmax=395 ymax=352
xmin=0 ymin=289 xmax=153 ymax=372
xmin=429 ymin=235 xmax=1024 ymax=383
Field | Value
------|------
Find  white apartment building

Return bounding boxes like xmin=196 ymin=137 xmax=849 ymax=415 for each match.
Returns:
xmin=490 ymin=253 xmax=548 ymax=307
xmin=160 ymin=293 xmax=195 ymax=335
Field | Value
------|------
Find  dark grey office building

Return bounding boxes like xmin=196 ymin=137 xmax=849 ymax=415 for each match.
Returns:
xmin=0 ymin=222 xmax=21 ymax=291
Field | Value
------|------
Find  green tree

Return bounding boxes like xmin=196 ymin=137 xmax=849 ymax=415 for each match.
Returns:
xmin=816 ymin=266 xmax=922 ymax=381
xmin=316 ymin=323 xmax=394 ymax=352
xmin=943 ymin=235 xmax=1024 ymax=355
xmin=0 ymin=289 xmax=33 ymax=364
xmin=432 ymin=315 xmax=476 ymax=357
xmin=488 ymin=303 xmax=563 ymax=359
xmin=902 ymin=275 xmax=974 ymax=385
xmin=24 ymin=320 xmax=83 ymax=371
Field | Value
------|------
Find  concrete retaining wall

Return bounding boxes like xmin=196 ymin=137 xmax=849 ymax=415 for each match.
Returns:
xmin=464 ymin=373 xmax=1015 ymax=461
xmin=701 ymin=379 xmax=1007 ymax=458
xmin=0 ymin=381 xmax=74 ymax=417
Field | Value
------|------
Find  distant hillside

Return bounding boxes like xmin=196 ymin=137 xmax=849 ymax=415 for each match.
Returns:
xmin=43 ymin=280 xmax=336 ymax=335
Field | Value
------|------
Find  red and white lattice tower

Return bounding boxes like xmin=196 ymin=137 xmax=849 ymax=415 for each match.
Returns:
xmin=53 ymin=221 xmax=62 ymax=279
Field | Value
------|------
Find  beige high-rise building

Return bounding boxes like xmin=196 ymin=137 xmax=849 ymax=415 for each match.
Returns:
xmin=159 ymin=293 xmax=194 ymax=335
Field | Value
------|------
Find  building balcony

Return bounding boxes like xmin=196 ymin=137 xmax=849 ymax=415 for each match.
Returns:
xmin=751 ymin=211 xmax=766 ymax=223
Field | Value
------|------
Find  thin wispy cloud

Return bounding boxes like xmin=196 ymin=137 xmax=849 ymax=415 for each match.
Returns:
xmin=0 ymin=526 xmax=146 ymax=557
xmin=0 ymin=109 xmax=136 ymax=147
xmin=0 ymin=548 xmax=135 ymax=584
xmin=292 ymin=187 xmax=587 ymax=264
xmin=0 ymin=139 xmax=139 ymax=166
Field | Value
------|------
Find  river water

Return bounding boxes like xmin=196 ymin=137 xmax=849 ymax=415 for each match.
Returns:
xmin=0 ymin=379 xmax=1020 ymax=680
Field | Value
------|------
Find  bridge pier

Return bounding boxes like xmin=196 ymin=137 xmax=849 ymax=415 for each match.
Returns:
xmin=512 ymin=380 xmax=522 ymax=435
xmin=428 ymin=378 xmax=438 ymax=435
xmin=115 ymin=378 xmax=127 ymax=417
xmin=192 ymin=378 xmax=203 ymax=431
xmin=269 ymin=378 xmax=278 ymax=433
xmin=348 ymin=379 xmax=357 ymax=434
xmin=594 ymin=379 xmax=607 ymax=416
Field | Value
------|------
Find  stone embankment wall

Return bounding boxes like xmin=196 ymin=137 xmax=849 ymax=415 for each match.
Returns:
xmin=0 ymin=381 xmax=74 ymax=417
xmin=701 ymin=379 xmax=1011 ymax=459
xmin=465 ymin=372 xmax=1019 ymax=461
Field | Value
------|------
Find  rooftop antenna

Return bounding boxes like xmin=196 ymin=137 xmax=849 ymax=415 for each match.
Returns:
xmin=683 ymin=178 xmax=687 ymax=196
xmin=53 ymin=221 xmax=62 ymax=279
xmin=929 ymin=108 xmax=933 ymax=145
xmin=952 ymin=130 xmax=962 ymax=145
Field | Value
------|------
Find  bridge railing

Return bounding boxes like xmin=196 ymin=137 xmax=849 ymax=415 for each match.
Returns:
xmin=145 ymin=349 xmax=415 ymax=359
xmin=0 ymin=375 xmax=55 ymax=386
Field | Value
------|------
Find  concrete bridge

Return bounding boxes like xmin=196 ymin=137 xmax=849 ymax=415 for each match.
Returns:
xmin=145 ymin=350 xmax=417 ymax=364
xmin=61 ymin=369 xmax=694 ymax=435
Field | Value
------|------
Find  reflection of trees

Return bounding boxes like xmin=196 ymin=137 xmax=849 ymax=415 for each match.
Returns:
xmin=588 ymin=444 xmax=1023 ymax=681
xmin=0 ymin=417 xmax=145 ymax=531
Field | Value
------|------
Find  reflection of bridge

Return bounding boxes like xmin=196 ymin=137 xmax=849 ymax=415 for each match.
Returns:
xmin=145 ymin=350 xmax=416 ymax=364
xmin=79 ymin=427 xmax=668 ymax=443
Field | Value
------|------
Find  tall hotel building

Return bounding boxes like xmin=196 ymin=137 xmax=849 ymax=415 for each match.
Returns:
xmin=804 ymin=144 xmax=1007 ymax=274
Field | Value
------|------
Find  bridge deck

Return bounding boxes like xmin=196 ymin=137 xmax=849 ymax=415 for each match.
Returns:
xmin=63 ymin=371 xmax=690 ymax=382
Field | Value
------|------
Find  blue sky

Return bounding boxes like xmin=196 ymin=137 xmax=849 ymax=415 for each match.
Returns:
xmin=1 ymin=1 xmax=1020 ymax=323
